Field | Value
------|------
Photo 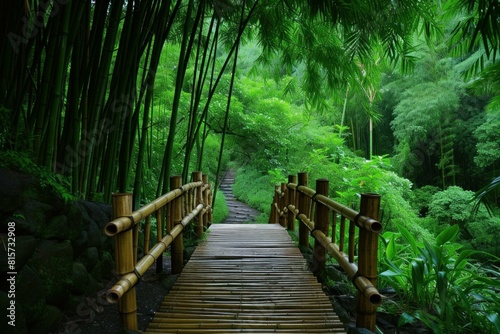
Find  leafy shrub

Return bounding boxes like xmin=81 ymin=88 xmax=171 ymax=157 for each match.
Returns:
xmin=411 ymin=185 xmax=440 ymax=217
xmin=380 ymin=225 xmax=500 ymax=333
xmin=0 ymin=150 xmax=76 ymax=202
xmin=212 ymin=190 xmax=229 ymax=224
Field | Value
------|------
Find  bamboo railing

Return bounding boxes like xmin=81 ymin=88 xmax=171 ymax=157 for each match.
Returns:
xmin=269 ymin=172 xmax=383 ymax=332
xmin=104 ymin=172 xmax=212 ymax=330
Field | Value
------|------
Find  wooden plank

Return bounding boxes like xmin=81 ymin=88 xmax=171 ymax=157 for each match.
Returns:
xmin=144 ymin=224 xmax=346 ymax=333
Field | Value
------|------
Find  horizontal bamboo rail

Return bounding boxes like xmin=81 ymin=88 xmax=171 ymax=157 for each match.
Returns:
xmin=104 ymin=172 xmax=212 ymax=331
xmin=270 ymin=172 xmax=383 ymax=332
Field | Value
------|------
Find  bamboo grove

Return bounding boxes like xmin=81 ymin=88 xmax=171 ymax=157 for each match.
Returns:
xmin=1 ymin=0 xmax=498 ymax=206
xmin=1 ymin=0 xmax=251 ymax=206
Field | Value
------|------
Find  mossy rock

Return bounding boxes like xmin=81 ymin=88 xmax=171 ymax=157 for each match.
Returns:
xmin=71 ymin=262 xmax=89 ymax=295
xmin=16 ymin=265 xmax=46 ymax=326
xmin=23 ymin=200 xmax=54 ymax=236
xmin=28 ymin=305 xmax=64 ymax=334
xmin=100 ymin=250 xmax=115 ymax=280
xmin=0 ymin=290 xmax=28 ymax=334
xmin=0 ymin=169 xmax=23 ymax=213
xmin=85 ymin=219 xmax=101 ymax=248
xmin=84 ymin=275 xmax=103 ymax=296
xmin=39 ymin=214 xmax=70 ymax=240
xmin=89 ymin=258 xmax=103 ymax=281
xmin=0 ymin=234 xmax=36 ymax=272
xmin=2 ymin=215 xmax=35 ymax=235
xmin=77 ymin=247 xmax=99 ymax=271
xmin=72 ymin=230 xmax=89 ymax=259
xmin=64 ymin=202 xmax=84 ymax=242
xmin=30 ymin=240 xmax=73 ymax=307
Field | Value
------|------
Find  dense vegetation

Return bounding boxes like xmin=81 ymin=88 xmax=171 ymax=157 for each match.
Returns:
xmin=1 ymin=0 xmax=499 ymax=333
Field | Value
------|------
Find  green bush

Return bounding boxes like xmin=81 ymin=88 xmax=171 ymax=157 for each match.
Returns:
xmin=212 ymin=190 xmax=229 ymax=224
xmin=380 ymin=225 xmax=500 ymax=333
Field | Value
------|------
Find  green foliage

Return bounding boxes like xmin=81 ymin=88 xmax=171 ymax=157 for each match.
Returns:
xmin=474 ymin=110 xmax=500 ymax=168
xmin=428 ymin=186 xmax=474 ymax=226
xmin=0 ymin=150 xmax=76 ymax=202
xmin=411 ymin=185 xmax=441 ymax=217
xmin=380 ymin=225 xmax=500 ymax=333
xmin=212 ymin=190 xmax=229 ymax=224
xmin=232 ymin=166 xmax=273 ymax=215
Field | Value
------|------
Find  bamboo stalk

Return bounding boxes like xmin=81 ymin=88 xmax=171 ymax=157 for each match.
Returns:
xmin=287 ymin=175 xmax=296 ymax=231
xmin=144 ymin=216 xmax=151 ymax=254
xmin=269 ymin=185 xmax=278 ymax=224
xmin=313 ymin=179 xmax=329 ymax=276
xmin=339 ymin=216 xmax=346 ymax=253
xmin=171 ymin=175 xmax=184 ymax=274
xmin=111 ymin=193 xmax=138 ymax=330
xmin=156 ymin=207 xmax=163 ymax=273
xmin=193 ymin=171 xmax=204 ymax=239
xmin=348 ymin=219 xmax=355 ymax=263
xmin=356 ymin=193 xmax=381 ymax=331
xmin=279 ymin=183 xmax=287 ymax=227
xmin=297 ymin=172 xmax=309 ymax=248
xmin=202 ymin=174 xmax=209 ymax=230
xmin=133 ymin=220 xmax=139 ymax=264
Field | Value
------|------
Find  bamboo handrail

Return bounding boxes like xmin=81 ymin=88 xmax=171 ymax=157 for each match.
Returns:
xmin=104 ymin=173 xmax=213 ymax=330
xmin=104 ymin=181 xmax=205 ymax=237
xmin=271 ymin=173 xmax=383 ymax=332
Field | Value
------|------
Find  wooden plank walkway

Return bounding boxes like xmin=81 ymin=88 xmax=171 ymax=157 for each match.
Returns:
xmin=144 ymin=224 xmax=346 ymax=333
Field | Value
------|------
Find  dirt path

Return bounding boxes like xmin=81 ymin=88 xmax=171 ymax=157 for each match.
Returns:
xmin=219 ymin=169 xmax=261 ymax=224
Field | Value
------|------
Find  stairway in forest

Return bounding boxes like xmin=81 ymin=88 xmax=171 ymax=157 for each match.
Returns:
xmin=219 ymin=169 xmax=261 ymax=224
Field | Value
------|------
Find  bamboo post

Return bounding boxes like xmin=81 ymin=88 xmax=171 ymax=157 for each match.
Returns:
xmin=193 ymin=171 xmax=204 ymax=239
xmin=287 ymin=175 xmax=296 ymax=231
xmin=279 ymin=183 xmax=287 ymax=227
xmin=313 ymin=178 xmax=329 ymax=276
xmin=171 ymin=175 xmax=184 ymax=274
xmin=298 ymin=172 xmax=309 ymax=248
xmin=202 ymin=174 xmax=209 ymax=230
xmin=356 ymin=193 xmax=381 ymax=331
xmin=208 ymin=182 xmax=213 ymax=226
xmin=111 ymin=193 xmax=137 ymax=331
xmin=269 ymin=185 xmax=278 ymax=224
xmin=144 ymin=216 xmax=151 ymax=254
xmin=156 ymin=208 xmax=163 ymax=273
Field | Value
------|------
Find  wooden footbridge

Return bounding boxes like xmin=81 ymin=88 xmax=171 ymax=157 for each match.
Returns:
xmin=104 ymin=171 xmax=383 ymax=333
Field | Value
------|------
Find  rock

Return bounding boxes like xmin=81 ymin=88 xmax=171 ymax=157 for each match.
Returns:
xmin=0 ymin=168 xmax=23 ymax=213
xmin=29 ymin=304 xmax=64 ymax=334
xmin=0 ymin=235 xmax=36 ymax=272
xmin=65 ymin=202 xmax=83 ymax=242
xmin=78 ymin=247 xmax=99 ymax=272
xmin=100 ymin=251 xmax=116 ymax=279
xmin=22 ymin=200 xmax=54 ymax=237
xmin=3 ymin=215 xmax=36 ymax=234
xmin=86 ymin=220 xmax=102 ymax=248
xmin=72 ymin=230 xmax=89 ymax=259
xmin=71 ymin=262 xmax=89 ymax=295
xmin=16 ymin=265 xmax=46 ymax=326
xmin=30 ymin=240 xmax=73 ymax=307
xmin=40 ymin=214 xmax=70 ymax=240
xmin=89 ymin=259 xmax=103 ymax=281
xmin=84 ymin=276 xmax=103 ymax=296
xmin=77 ymin=201 xmax=112 ymax=229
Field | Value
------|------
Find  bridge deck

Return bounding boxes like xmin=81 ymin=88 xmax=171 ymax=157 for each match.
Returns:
xmin=144 ymin=224 xmax=346 ymax=333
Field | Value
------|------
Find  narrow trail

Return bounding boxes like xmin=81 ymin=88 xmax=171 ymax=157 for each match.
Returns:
xmin=219 ymin=169 xmax=261 ymax=224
